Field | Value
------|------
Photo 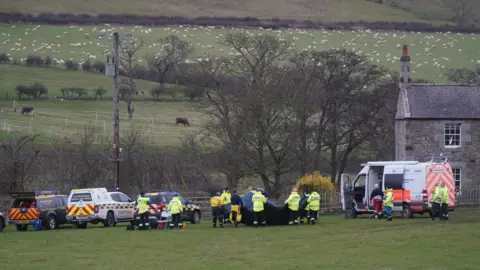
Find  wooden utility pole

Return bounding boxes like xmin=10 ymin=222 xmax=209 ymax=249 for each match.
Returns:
xmin=112 ymin=32 xmax=120 ymax=190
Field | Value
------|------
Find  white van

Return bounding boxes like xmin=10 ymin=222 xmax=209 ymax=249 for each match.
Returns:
xmin=66 ymin=188 xmax=135 ymax=229
xmin=341 ymin=157 xmax=456 ymax=219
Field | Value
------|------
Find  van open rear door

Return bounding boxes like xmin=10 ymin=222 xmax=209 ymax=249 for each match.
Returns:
xmin=341 ymin=174 xmax=356 ymax=218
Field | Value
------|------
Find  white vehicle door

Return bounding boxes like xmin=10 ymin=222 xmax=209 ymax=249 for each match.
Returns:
xmin=119 ymin=193 xmax=134 ymax=220
xmin=109 ymin=193 xmax=124 ymax=219
xmin=340 ymin=174 xmax=352 ymax=211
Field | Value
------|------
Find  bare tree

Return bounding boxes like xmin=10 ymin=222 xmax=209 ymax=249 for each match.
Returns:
xmin=146 ymin=35 xmax=194 ymax=90
xmin=119 ymin=37 xmax=144 ymax=120
xmin=74 ymin=124 xmax=110 ymax=188
xmin=301 ymin=49 xmax=387 ymax=182
xmin=41 ymin=136 xmax=79 ymax=191
xmin=444 ymin=0 xmax=476 ymax=26
xmin=0 ymin=134 xmax=41 ymax=192
xmin=119 ymin=129 xmax=153 ymax=192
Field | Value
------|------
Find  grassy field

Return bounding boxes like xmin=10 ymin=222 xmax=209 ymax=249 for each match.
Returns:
xmin=0 ymin=0 xmax=451 ymax=23
xmin=0 ymin=65 xmax=203 ymax=146
xmin=1 ymin=210 xmax=479 ymax=269
xmin=1 ymin=24 xmax=479 ymax=82
xmin=0 ymin=98 xmax=203 ymax=146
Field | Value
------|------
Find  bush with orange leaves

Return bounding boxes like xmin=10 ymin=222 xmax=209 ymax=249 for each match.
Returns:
xmin=294 ymin=171 xmax=335 ymax=194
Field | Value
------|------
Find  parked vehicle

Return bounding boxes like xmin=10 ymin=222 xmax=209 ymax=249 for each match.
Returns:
xmin=134 ymin=190 xmax=201 ymax=227
xmin=66 ymin=188 xmax=135 ymax=229
xmin=0 ymin=212 xmax=6 ymax=232
xmin=341 ymin=157 xmax=456 ymax=219
xmin=7 ymin=190 xmax=69 ymax=231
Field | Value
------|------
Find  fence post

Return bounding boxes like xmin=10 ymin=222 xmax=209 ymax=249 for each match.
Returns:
xmin=7 ymin=125 xmax=10 ymax=133
xmin=103 ymin=120 xmax=106 ymax=133
xmin=3 ymin=119 xmax=5 ymax=131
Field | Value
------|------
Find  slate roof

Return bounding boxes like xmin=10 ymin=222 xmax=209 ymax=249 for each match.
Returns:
xmin=401 ymin=84 xmax=480 ymax=119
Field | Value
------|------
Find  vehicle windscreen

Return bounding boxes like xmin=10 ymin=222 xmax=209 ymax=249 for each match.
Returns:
xmin=146 ymin=196 xmax=161 ymax=204
xmin=70 ymin=193 xmax=93 ymax=203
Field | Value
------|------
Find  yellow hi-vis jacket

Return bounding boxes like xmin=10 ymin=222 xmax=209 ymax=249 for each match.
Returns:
xmin=137 ymin=196 xmax=150 ymax=214
xmin=307 ymin=191 xmax=320 ymax=211
xmin=252 ymin=191 xmax=266 ymax=212
xmin=383 ymin=189 xmax=393 ymax=207
xmin=221 ymin=191 xmax=231 ymax=205
xmin=432 ymin=186 xmax=449 ymax=204
xmin=167 ymin=197 xmax=183 ymax=214
xmin=210 ymin=196 xmax=223 ymax=207
xmin=284 ymin=192 xmax=301 ymax=211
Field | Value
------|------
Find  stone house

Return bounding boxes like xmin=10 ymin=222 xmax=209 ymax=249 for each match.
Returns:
xmin=395 ymin=45 xmax=480 ymax=191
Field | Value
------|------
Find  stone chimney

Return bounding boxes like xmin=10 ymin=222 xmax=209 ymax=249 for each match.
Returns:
xmin=399 ymin=45 xmax=412 ymax=89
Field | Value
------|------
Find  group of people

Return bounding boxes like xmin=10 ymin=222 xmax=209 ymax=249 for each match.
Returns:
xmin=136 ymin=192 xmax=184 ymax=230
xmin=210 ymin=187 xmax=243 ymax=228
xmin=369 ymin=181 xmax=450 ymax=222
xmin=210 ymin=187 xmax=321 ymax=228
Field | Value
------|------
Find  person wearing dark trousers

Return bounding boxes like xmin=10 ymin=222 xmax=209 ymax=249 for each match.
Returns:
xmin=284 ymin=188 xmax=300 ymax=225
xmin=167 ymin=192 xmax=184 ymax=229
xmin=252 ymin=188 xmax=267 ymax=228
xmin=431 ymin=182 xmax=445 ymax=221
xmin=210 ymin=192 xmax=224 ymax=228
xmin=436 ymin=181 xmax=449 ymax=220
xmin=136 ymin=192 xmax=151 ymax=230
xmin=221 ymin=187 xmax=232 ymax=224
xmin=253 ymin=210 xmax=265 ymax=227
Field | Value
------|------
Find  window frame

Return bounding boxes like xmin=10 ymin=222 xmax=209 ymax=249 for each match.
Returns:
xmin=444 ymin=123 xmax=461 ymax=148
xmin=452 ymin=168 xmax=461 ymax=194
xmin=110 ymin=193 xmax=122 ymax=202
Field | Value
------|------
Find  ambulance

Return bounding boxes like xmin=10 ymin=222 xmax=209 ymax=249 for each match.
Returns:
xmin=340 ymin=156 xmax=456 ymax=218
xmin=66 ymin=188 xmax=135 ymax=229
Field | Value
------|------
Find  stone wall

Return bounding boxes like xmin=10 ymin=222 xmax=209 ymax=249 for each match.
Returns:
xmin=400 ymin=119 xmax=480 ymax=187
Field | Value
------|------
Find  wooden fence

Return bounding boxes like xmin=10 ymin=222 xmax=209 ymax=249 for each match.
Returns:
xmin=186 ymin=187 xmax=480 ymax=217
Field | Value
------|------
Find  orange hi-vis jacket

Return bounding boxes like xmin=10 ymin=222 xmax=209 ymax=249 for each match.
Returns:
xmin=210 ymin=196 xmax=224 ymax=207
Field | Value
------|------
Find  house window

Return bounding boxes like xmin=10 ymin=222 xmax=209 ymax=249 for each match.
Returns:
xmin=444 ymin=123 xmax=461 ymax=147
xmin=452 ymin=168 xmax=461 ymax=192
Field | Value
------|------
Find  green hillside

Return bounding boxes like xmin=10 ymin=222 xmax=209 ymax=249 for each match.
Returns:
xmin=0 ymin=0 xmax=457 ymax=23
xmin=1 ymin=24 xmax=479 ymax=82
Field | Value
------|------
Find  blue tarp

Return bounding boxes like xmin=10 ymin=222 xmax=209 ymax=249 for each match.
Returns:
xmin=240 ymin=191 xmax=307 ymax=226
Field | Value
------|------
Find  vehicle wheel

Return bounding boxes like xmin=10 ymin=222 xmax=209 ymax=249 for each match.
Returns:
xmin=345 ymin=208 xmax=357 ymax=219
xmin=104 ymin=212 xmax=115 ymax=227
xmin=191 ymin=211 xmax=201 ymax=224
xmin=46 ymin=215 xmax=57 ymax=230
xmin=75 ymin=223 xmax=87 ymax=229
xmin=16 ymin=224 xmax=28 ymax=231
xmin=402 ymin=205 xmax=414 ymax=219
xmin=0 ymin=218 xmax=4 ymax=232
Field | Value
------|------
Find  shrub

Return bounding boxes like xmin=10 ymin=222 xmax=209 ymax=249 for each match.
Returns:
xmin=0 ymin=53 xmax=9 ymax=63
xmin=92 ymin=87 xmax=107 ymax=100
xmin=44 ymin=55 xmax=52 ymax=67
xmin=92 ymin=61 xmax=105 ymax=73
xmin=183 ymin=87 xmax=204 ymax=101
xmin=25 ymin=55 xmax=43 ymax=67
xmin=150 ymin=85 xmax=165 ymax=100
xmin=294 ymin=171 xmax=335 ymax=194
xmin=119 ymin=85 xmax=133 ymax=100
xmin=81 ymin=60 xmax=91 ymax=72
xmin=64 ymin=60 xmax=79 ymax=71
xmin=15 ymin=82 xmax=48 ymax=100
xmin=60 ymin=87 xmax=88 ymax=98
